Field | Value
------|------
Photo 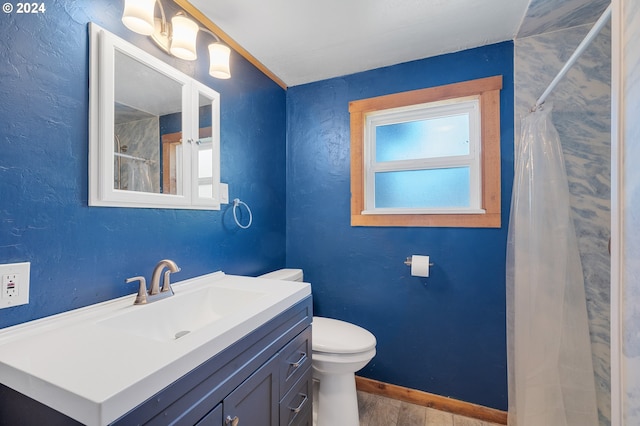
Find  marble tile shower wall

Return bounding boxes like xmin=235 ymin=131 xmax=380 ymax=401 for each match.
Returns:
xmin=517 ymin=0 xmax=610 ymax=38
xmin=515 ymin=24 xmax=611 ymax=425
xmin=114 ymin=117 xmax=160 ymax=192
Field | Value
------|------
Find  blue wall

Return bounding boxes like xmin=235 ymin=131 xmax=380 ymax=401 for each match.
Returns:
xmin=286 ymin=43 xmax=514 ymax=410
xmin=0 ymin=0 xmax=515 ymax=411
xmin=0 ymin=0 xmax=287 ymax=328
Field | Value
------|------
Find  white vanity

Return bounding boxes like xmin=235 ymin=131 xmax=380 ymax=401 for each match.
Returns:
xmin=0 ymin=272 xmax=312 ymax=425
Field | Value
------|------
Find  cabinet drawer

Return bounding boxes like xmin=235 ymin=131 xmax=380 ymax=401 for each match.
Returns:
xmin=279 ymin=326 xmax=312 ymax=398
xmin=279 ymin=368 xmax=312 ymax=426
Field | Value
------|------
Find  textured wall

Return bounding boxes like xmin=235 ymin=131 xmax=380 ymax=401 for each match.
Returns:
xmin=286 ymin=43 xmax=514 ymax=410
xmin=0 ymin=0 xmax=287 ymax=329
xmin=515 ymin=24 xmax=611 ymax=425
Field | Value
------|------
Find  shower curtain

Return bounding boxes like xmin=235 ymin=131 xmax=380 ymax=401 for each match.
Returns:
xmin=125 ymin=160 xmax=153 ymax=192
xmin=506 ymin=106 xmax=598 ymax=426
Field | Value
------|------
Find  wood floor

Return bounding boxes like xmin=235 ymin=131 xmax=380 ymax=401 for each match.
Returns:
xmin=357 ymin=391 xmax=505 ymax=426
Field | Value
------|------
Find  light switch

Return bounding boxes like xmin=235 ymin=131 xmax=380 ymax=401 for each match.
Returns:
xmin=220 ymin=183 xmax=229 ymax=204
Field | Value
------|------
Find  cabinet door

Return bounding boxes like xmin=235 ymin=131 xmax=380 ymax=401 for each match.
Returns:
xmin=223 ymin=356 xmax=278 ymax=426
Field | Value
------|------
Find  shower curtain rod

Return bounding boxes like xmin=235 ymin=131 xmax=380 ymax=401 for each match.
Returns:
xmin=114 ymin=152 xmax=154 ymax=163
xmin=533 ymin=3 xmax=612 ymax=111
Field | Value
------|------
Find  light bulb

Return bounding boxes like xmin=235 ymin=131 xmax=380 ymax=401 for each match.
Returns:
xmin=121 ymin=0 xmax=156 ymax=36
xmin=208 ymin=43 xmax=231 ymax=79
xmin=170 ymin=15 xmax=199 ymax=61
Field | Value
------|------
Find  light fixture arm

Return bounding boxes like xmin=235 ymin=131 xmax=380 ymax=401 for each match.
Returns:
xmin=198 ymin=27 xmax=221 ymax=43
xmin=155 ymin=0 xmax=167 ymax=36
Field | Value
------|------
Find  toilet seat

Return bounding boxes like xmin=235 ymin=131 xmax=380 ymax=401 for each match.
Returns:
xmin=312 ymin=316 xmax=376 ymax=354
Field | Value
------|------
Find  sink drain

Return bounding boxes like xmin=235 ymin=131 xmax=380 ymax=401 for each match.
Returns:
xmin=174 ymin=330 xmax=190 ymax=339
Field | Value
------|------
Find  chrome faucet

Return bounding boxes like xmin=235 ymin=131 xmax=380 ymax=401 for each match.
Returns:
xmin=126 ymin=259 xmax=181 ymax=305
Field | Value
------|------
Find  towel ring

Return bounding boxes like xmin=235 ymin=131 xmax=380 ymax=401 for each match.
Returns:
xmin=233 ymin=198 xmax=253 ymax=229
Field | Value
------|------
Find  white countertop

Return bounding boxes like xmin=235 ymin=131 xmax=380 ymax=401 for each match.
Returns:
xmin=0 ymin=272 xmax=311 ymax=425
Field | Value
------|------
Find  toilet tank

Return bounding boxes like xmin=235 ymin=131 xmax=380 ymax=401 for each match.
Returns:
xmin=259 ymin=268 xmax=303 ymax=282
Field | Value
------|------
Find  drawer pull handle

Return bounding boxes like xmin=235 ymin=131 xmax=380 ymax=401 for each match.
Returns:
xmin=290 ymin=393 xmax=308 ymax=414
xmin=290 ymin=352 xmax=307 ymax=368
xmin=225 ymin=415 xmax=239 ymax=426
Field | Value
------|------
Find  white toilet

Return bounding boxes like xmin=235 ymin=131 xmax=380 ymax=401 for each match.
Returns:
xmin=259 ymin=269 xmax=376 ymax=426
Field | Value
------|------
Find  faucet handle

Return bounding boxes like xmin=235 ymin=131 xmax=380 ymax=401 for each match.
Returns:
xmin=126 ymin=276 xmax=148 ymax=305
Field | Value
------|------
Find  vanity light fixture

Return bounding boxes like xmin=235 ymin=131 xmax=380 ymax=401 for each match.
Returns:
xmin=121 ymin=0 xmax=231 ymax=79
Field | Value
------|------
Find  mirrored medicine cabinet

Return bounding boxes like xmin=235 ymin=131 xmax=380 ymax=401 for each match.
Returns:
xmin=89 ymin=23 xmax=221 ymax=209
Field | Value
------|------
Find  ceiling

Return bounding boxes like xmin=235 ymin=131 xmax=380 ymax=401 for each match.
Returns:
xmin=185 ymin=0 xmax=610 ymax=88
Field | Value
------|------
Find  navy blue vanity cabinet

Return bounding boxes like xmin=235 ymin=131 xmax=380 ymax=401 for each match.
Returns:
xmin=0 ymin=296 xmax=312 ymax=426
xmin=204 ymin=307 xmax=313 ymax=426
xmin=120 ymin=295 xmax=313 ymax=425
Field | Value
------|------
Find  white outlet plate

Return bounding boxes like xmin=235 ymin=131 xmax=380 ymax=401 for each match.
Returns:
xmin=0 ymin=262 xmax=30 ymax=309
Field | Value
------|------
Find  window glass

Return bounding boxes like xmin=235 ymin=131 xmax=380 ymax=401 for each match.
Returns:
xmin=375 ymin=114 xmax=470 ymax=162
xmin=366 ymin=98 xmax=479 ymax=213
xmin=374 ymin=168 xmax=470 ymax=209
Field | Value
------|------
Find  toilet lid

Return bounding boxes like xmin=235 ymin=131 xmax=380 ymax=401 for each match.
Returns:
xmin=312 ymin=316 xmax=376 ymax=354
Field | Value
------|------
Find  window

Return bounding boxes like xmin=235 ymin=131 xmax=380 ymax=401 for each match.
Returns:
xmin=349 ymin=76 xmax=502 ymax=227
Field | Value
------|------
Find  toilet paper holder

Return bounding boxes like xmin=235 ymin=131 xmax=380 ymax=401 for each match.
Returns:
xmin=404 ymin=257 xmax=434 ymax=267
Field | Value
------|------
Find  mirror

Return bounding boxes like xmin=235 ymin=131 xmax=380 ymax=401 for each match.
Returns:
xmin=89 ymin=23 xmax=221 ymax=210
xmin=114 ymin=50 xmax=183 ymax=194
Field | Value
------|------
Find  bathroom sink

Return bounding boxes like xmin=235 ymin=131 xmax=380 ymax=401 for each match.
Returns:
xmin=0 ymin=271 xmax=311 ymax=426
xmin=97 ymin=285 xmax=267 ymax=342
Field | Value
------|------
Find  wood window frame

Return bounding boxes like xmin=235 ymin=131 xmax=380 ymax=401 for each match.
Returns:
xmin=349 ymin=76 xmax=502 ymax=228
